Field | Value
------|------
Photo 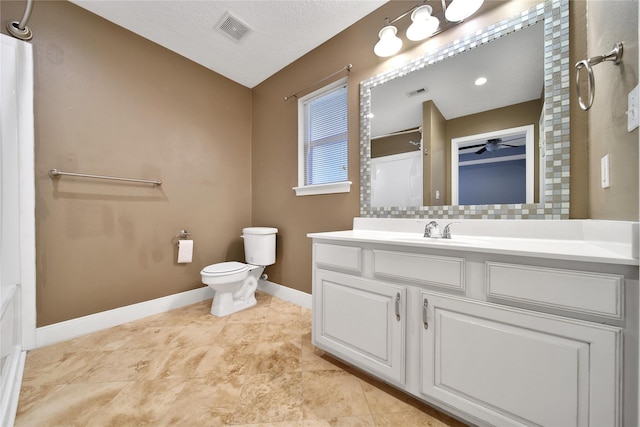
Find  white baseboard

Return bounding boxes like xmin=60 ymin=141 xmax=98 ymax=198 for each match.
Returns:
xmin=36 ymin=286 xmax=215 ymax=348
xmin=34 ymin=281 xmax=311 ymax=349
xmin=258 ymin=280 xmax=312 ymax=309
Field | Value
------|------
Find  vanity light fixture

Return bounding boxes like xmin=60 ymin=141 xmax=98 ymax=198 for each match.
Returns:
xmin=406 ymin=5 xmax=440 ymax=41
xmin=374 ymin=0 xmax=484 ymax=58
xmin=444 ymin=0 xmax=485 ymax=22
xmin=374 ymin=19 xmax=404 ymax=57
xmin=475 ymin=76 xmax=487 ymax=86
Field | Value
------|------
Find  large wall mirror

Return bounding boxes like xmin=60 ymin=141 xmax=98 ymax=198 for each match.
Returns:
xmin=360 ymin=0 xmax=570 ymax=219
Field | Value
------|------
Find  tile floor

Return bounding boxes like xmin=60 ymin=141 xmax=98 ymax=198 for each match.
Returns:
xmin=15 ymin=291 xmax=468 ymax=426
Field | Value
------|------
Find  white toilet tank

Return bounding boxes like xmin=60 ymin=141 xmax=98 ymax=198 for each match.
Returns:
xmin=242 ymin=227 xmax=278 ymax=266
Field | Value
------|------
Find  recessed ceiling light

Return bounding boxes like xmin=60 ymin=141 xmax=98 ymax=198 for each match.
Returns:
xmin=475 ymin=77 xmax=487 ymax=86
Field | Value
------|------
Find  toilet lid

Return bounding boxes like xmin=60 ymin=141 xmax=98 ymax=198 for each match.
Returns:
xmin=202 ymin=261 xmax=249 ymax=276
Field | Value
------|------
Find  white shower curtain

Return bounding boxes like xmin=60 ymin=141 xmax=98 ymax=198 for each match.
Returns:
xmin=0 ymin=33 xmax=36 ymax=427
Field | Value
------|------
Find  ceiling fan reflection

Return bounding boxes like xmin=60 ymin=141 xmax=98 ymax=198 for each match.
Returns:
xmin=461 ymin=137 xmax=522 ymax=154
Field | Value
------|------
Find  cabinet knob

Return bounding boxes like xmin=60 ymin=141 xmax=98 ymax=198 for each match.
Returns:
xmin=395 ymin=293 xmax=401 ymax=321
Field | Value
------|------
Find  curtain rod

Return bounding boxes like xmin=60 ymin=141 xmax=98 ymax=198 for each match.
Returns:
xmin=284 ymin=64 xmax=352 ymax=101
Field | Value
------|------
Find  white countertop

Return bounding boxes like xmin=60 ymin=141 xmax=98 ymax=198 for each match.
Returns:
xmin=307 ymin=218 xmax=639 ymax=266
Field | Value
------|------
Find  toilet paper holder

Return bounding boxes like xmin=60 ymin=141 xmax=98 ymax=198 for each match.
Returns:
xmin=175 ymin=229 xmax=191 ymax=241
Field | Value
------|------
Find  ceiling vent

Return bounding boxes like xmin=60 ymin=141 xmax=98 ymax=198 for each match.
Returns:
xmin=216 ymin=12 xmax=252 ymax=42
xmin=407 ymin=87 xmax=429 ymax=97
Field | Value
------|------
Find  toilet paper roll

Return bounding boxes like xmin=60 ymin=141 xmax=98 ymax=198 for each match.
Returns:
xmin=177 ymin=240 xmax=193 ymax=263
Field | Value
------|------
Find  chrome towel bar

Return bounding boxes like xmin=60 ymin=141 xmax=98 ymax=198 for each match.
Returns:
xmin=49 ymin=168 xmax=162 ymax=186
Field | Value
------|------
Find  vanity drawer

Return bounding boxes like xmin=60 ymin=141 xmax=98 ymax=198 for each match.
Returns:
xmin=315 ymin=243 xmax=362 ymax=273
xmin=486 ymin=262 xmax=624 ymax=319
xmin=373 ymin=250 xmax=465 ymax=291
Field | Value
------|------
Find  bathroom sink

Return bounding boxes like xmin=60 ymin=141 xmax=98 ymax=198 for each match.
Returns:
xmin=390 ymin=234 xmax=493 ymax=246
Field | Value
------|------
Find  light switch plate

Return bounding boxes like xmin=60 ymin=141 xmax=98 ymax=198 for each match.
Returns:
xmin=628 ymin=85 xmax=639 ymax=132
xmin=601 ymin=154 xmax=610 ymax=188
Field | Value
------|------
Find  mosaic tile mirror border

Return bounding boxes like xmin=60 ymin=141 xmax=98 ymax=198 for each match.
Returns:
xmin=359 ymin=0 xmax=569 ymax=219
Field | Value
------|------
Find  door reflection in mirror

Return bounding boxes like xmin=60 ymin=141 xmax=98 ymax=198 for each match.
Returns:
xmin=452 ymin=125 xmax=535 ymax=205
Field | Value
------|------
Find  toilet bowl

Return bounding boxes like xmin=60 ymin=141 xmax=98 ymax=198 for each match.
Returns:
xmin=200 ymin=227 xmax=277 ymax=317
xmin=201 ymin=262 xmax=264 ymax=316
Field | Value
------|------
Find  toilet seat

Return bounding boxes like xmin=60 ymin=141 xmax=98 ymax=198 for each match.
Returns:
xmin=201 ymin=261 xmax=249 ymax=276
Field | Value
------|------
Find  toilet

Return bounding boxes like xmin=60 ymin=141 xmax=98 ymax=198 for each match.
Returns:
xmin=200 ymin=227 xmax=277 ymax=317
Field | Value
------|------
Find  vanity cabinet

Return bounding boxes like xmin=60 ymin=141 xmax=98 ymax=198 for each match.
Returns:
xmin=313 ymin=269 xmax=406 ymax=385
xmin=420 ymin=291 xmax=621 ymax=427
xmin=309 ymin=236 xmax=634 ymax=427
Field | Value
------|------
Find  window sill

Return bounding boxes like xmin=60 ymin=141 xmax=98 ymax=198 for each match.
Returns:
xmin=293 ymin=181 xmax=352 ymax=196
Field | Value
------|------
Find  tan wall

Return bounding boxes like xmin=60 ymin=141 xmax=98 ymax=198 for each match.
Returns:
xmin=3 ymin=0 xmax=634 ymax=319
xmin=1 ymin=1 xmax=252 ymax=326
xmin=423 ymin=101 xmax=446 ymax=206
xmin=251 ymin=0 xmax=585 ymax=294
xmin=586 ymin=0 xmax=639 ymax=220
xmin=371 ymin=130 xmax=421 ymax=158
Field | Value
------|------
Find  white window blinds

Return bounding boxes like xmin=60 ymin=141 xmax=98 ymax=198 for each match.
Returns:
xmin=301 ymin=83 xmax=348 ymax=186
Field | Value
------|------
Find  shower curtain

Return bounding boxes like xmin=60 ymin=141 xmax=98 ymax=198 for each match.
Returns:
xmin=0 ymin=33 xmax=35 ymax=426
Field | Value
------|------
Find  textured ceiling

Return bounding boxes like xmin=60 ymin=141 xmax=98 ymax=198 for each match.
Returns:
xmin=69 ymin=0 xmax=388 ymax=88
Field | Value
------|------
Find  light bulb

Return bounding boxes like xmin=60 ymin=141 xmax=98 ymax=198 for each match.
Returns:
xmin=474 ymin=77 xmax=487 ymax=86
xmin=374 ymin=25 xmax=403 ymax=57
xmin=406 ymin=5 xmax=440 ymax=41
xmin=445 ymin=0 xmax=484 ymax=22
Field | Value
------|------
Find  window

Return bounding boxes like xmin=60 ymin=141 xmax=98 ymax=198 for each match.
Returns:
xmin=294 ymin=77 xmax=351 ymax=196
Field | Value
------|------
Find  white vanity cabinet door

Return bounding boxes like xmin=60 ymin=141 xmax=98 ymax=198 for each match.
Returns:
xmin=313 ymin=269 xmax=406 ymax=385
xmin=420 ymin=292 xmax=621 ymax=427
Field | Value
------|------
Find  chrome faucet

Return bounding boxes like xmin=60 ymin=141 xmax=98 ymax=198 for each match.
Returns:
xmin=424 ymin=221 xmax=440 ymax=238
xmin=442 ymin=222 xmax=460 ymax=239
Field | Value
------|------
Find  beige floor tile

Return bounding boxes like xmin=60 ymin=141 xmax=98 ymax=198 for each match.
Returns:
xmin=159 ymin=406 xmax=235 ymax=426
xmin=14 ymin=383 xmax=66 ymax=418
xmin=373 ymin=410 xmax=467 ymax=427
xmin=301 ymin=308 xmax=312 ymax=335
xmin=266 ymin=299 xmax=304 ymax=323
xmin=247 ymin=340 xmax=302 ymax=375
xmin=21 ymin=349 xmax=96 ymax=386
xmin=359 ymin=378 xmax=420 ymax=414
xmin=138 ymin=300 xmax=220 ymax=327
xmin=259 ymin=320 xmax=304 ymax=344
xmin=232 ymin=422 xmax=302 ymax=427
xmin=217 ymin=321 xmax=265 ymax=346
xmin=88 ymin=378 xmax=186 ymax=426
xmin=300 ymin=338 xmax=343 ymax=372
xmin=302 ymin=415 xmax=376 ymax=426
xmin=302 ymin=370 xmax=371 ymax=420
xmin=146 ymin=344 xmax=211 ymax=380
xmin=169 ymin=322 xmax=227 ymax=348
xmin=14 ymin=382 xmax=127 ymax=427
xmin=195 ymin=343 xmax=255 ymax=377
xmin=229 ymin=371 xmax=304 ymax=424
xmin=56 ymin=323 xmax=146 ymax=353
xmin=226 ymin=304 xmax=270 ymax=323
xmin=255 ymin=290 xmax=274 ymax=306
xmin=73 ymin=348 xmax=161 ymax=383
xmin=15 ymin=294 xmax=467 ymax=427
